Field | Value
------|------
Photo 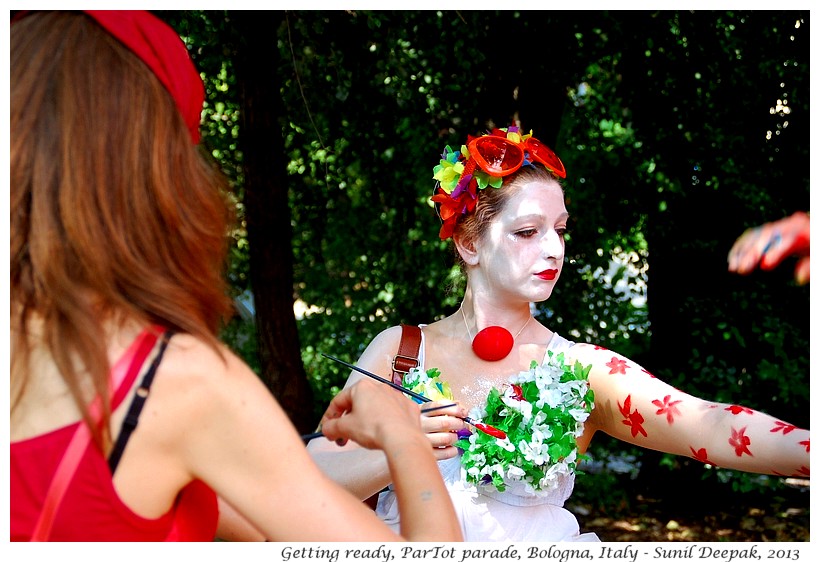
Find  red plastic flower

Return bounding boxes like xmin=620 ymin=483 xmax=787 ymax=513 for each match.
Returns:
xmin=431 ymin=184 xmax=477 ymax=240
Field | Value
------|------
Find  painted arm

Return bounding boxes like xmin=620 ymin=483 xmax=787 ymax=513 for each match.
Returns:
xmin=566 ymin=343 xmax=809 ymax=477
xmin=728 ymin=211 xmax=810 ymax=285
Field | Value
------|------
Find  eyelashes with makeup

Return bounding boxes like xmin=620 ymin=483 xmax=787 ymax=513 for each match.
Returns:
xmin=513 ymin=227 xmax=569 ymax=239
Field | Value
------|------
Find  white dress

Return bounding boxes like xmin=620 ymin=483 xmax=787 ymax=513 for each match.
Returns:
xmin=375 ymin=329 xmax=599 ymax=542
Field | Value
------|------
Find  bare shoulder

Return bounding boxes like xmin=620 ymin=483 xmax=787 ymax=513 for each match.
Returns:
xmin=342 ymin=325 xmax=405 ymax=386
xmin=110 ymin=332 xmax=294 ymax=510
xmin=143 ymin=333 xmax=269 ymax=430
xmin=161 ymin=333 xmax=250 ymax=383
xmin=562 ymin=342 xmax=596 ymax=364
xmin=367 ymin=324 xmax=405 ymax=349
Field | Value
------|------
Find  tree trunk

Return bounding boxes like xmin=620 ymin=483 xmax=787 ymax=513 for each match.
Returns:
xmin=232 ymin=10 xmax=316 ymax=433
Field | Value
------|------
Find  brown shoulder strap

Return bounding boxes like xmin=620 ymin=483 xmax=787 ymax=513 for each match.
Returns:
xmin=363 ymin=324 xmax=422 ymax=512
xmin=391 ymin=324 xmax=422 ymax=385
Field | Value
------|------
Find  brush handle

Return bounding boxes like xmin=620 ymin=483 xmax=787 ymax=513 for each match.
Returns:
xmin=419 ymin=403 xmax=457 ymax=414
xmin=301 ymin=431 xmax=325 ymax=443
xmin=321 ymin=353 xmax=507 ymax=440
xmin=322 ymin=353 xmax=431 ymax=403
xmin=300 ymin=404 xmax=457 ymax=443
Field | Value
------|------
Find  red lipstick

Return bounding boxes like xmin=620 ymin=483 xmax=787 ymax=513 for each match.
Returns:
xmin=535 ymin=269 xmax=558 ymax=281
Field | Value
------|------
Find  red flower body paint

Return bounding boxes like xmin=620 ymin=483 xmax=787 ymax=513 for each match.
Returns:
xmin=652 ymin=394 xmax=683 ymax=424
xmin=606 ymin=357 xmax=629 ymax=375
xmin=618 ymin=395 xmax=647 ymax=438
xmin=690 ymin=447 xmax=710 ymax=464
xmin=726 ymin=404 xmax=754 ymax=416
xmin=729 ymin=426 xmax=753 ymax=457
xmin=772 ymin=421 xmax=797 ymax=434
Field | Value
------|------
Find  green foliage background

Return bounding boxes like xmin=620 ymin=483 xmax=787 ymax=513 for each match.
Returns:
xmin=165 ymin=10 xmax=809 ymax=506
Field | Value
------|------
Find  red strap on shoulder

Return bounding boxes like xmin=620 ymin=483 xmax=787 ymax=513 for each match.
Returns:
xmin=29 ymin=327 xmax=162 ymax=541
xmin=391 ymin=324 xmax=422 ymax=385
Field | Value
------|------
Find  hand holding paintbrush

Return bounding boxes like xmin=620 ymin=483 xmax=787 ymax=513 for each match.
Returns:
xmin=309 ymin=376 xmax=455 ymax=450
xmin=302 ymin=403 xmax=459 ymax=443
xmin=321 ymin=353 xmax=507 ymax=440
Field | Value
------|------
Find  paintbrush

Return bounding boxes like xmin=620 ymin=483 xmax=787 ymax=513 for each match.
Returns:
xmin=301 ymin=403 xmax=459 ymax=443
xmin=321 ymin=353 xmax=507 ymax=439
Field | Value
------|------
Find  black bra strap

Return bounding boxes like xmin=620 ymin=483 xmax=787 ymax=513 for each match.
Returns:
xmin=108 ymin=331 xmax=175 ymax=474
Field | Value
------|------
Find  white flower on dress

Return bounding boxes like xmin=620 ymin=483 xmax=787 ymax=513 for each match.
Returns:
xmin=454 ymin=351 xmax=595 ymax=494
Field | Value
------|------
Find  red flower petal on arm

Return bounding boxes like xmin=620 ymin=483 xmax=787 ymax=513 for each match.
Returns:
xmin=627 ymin=411 xmax=647 ymax=438
xmin=606 ymin=357 xmax=629 ymax=375
xmin=728 ymin=426 xmax=753 ymax=457
xmin=618 ymin=395 xmax=647 ymax=438
xmin=725 ymin=404 xmax=754 ymax=415
xmin=652 ymin=394 xmax=683 ymax=424
xmin=799 ymin=439 xmax=810 ymax=453
xmin=618 ymin=395 xmax=632 ymax=418
xmin=797 ymin=466 xmax=810 ymax=477
xmin=771 ymin=420 xmax=797 ymax=434
xmin=690 ymin=446 xmax=710 ymax=464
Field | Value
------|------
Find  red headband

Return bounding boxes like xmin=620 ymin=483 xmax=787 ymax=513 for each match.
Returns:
xmin=13 ymin=10 xmax=204 ymax=143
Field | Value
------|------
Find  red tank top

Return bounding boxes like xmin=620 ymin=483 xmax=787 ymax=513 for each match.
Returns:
xmin=10 ymin=329 xmax=218 ymax=541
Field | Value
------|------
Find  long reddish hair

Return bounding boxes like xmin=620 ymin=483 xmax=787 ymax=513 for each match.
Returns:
xmin=10 ymin=12 xmax=234 ymax=447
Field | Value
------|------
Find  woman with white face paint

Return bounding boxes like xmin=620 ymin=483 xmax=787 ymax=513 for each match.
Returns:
xmin=308 ymin=126 xmax=809 ymax=542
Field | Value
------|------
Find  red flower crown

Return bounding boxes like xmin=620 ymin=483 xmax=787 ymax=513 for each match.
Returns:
xmin=431 ymin=126 xmax=566 ymax=240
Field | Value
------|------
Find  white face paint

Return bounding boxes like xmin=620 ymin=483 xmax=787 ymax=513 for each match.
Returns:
xmin=473 ymin=179 xmax=568 ymax=305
